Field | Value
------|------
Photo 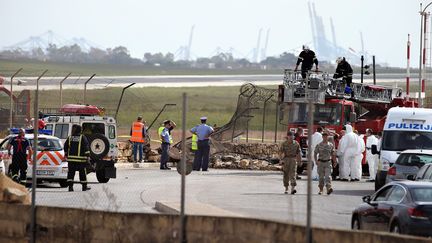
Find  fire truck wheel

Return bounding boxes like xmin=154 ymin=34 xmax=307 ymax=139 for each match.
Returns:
xmin=59 ymin=180 xmax=69 ymax=188
xmin=96 ymin=169 xmax=110 ymax=183
xmin=87 ymin=134 xmax=110 ymax=160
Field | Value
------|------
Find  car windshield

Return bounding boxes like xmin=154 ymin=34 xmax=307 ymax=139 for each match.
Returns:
xmin=30 ymin=138 xmax=62 ymax=151
xmin=288 ymin=103 xmax=342 ymax=125
xmin=411 ymin=188 xmax=432 ymax=202
xmin=382 ymin=131 xmax=432 ymax=151
xmin=396 ymin=153 xmax=432 ymax=167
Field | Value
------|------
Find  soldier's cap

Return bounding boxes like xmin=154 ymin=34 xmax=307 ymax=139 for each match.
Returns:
xmin=322 ymin=132 xmax=329 ymax=136
xmin=286 ymin=131 xmax=293 ymax=136
xmin=200 ymin=116 xmax=207 ymax=120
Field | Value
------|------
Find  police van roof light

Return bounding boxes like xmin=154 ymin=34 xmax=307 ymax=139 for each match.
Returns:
xmin=10 ymin=128 xmax=53 ymax=135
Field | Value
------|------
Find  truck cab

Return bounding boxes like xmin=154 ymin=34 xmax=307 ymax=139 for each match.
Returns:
xmin=286 ymin=98 xmax=355 ymax=173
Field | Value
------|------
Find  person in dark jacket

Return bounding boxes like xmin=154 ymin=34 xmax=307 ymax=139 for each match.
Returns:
xmin=64 ymin=125 xmax=91 ymax=192
xmin=333 ymin=57 xmax=353 ymax=88
xmin=294 ymin=45 xmax=319 ymax=79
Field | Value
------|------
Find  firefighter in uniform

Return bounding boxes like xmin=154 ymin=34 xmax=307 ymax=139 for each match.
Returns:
xmin=64 ymin=125 xmax=91 ymax=191
xmin=7 ymin=128 xmax=32 ymax=185
xmin=294 ymin=45 xmax=319 ymax=79
xmin=279 ymin=131 xmax=301 ymax=194
xmin=333 ymin=57 xmax=353 ymax=88
xmin=314 ymin=132 xmax=336 ymax=195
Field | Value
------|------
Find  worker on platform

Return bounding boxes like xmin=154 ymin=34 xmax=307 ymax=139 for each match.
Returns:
xmin=314 ymin=132 xmax=336 ymax=195
xmin=365 ymin=129 xmax=379 ymax=182
xmin=7 ymin=128 xmax=32 ymax=185
xmin=333 ymin=57 xmax=353 ymax=88
xmin=64 ymin=125 xmax=91 ymax=191
xmin=130 ymin=116 xmax=146 ymax=163
xmin=279 ymin=131 xmax=301 ymax=194
xmin=191 ymin=117 xmax=214 ymax=171
xmin=294 ymin=45 xmax=319 ymax=79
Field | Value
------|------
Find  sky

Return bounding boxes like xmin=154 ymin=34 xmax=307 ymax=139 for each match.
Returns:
xmin=0 ymin=0 xmax=427 ymax=67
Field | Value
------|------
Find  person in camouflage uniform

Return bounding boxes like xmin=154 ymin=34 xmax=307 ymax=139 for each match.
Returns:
xmin=279 ymin=131 xmax=301 ymax=194
xmin=314 ymin=132 xmax=336 ymax=195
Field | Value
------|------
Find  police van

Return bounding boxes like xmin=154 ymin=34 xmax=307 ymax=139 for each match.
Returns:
xmin=43 ymin=105 xmax=118 ymax=183
xmin=0 ymin=129 xmax=68 ymax=186
xmin=374 ymin=107 xmax=432 ymax=190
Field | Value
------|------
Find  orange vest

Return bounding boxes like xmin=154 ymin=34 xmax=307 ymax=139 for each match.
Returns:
xmin=131 ymin=121 xmax=145 ymax=143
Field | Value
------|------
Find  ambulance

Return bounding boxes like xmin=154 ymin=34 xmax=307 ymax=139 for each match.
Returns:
xmin=0 ymin=129 xmax=68 ymax=187
xmin=374 ymin=107 xmax=432 ymax=190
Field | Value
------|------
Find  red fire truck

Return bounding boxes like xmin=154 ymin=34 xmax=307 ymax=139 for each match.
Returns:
xmin=279 ymin=70 xmax=417 ymax=173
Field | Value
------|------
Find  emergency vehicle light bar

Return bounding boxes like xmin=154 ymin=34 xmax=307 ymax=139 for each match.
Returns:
xmin=10 ymin=128 xmax=53 ymax=135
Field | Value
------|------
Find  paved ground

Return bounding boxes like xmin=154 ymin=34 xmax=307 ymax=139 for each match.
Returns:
xmin=35 ymin=166 xmax=374 ymax=229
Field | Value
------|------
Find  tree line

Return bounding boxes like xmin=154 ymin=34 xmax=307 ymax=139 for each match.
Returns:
xmin=0 ymin=44 xmax=306 ymax=69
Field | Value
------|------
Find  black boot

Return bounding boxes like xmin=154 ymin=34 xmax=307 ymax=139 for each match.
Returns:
xmin=82 ymin=184 xmax=91 ymax=191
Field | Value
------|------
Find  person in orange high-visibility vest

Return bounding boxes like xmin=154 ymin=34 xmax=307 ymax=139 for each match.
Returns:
xmin=130 ymin=116 xmax=146 ymax=162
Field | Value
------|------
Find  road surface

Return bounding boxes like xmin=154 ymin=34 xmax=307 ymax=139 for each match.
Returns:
xmin=35 ymin=165 xmax=374 ymax=230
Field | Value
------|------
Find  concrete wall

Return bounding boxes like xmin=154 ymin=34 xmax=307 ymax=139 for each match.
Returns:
xmin=0 ymin=203 xmax=430 ymax=243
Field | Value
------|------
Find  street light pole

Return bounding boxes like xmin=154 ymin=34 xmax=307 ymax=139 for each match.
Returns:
xmin=10 ymin=68 xmax=23 ymax=129
xmin=419 ymin=2 xmax=432 ymax=107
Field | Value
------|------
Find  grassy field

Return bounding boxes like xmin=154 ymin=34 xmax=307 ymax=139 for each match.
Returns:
xmin=26 ymin=85 xmax=283 ymax=138
xmin=0 ymin=59 xmax=282 ymax=77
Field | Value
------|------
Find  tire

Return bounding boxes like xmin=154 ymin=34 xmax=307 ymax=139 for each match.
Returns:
xmin=96 ymin=169 xmax=110 ymax=183
xmin=86 ymin=134 xmax=110 ymax=160
xmin=352 ymin=216 xmax=361 ymax=230
xmin=59 ymin=180 xmax=69 ymax=188
xmin=390 ymin=221 xmax=401 ymax=234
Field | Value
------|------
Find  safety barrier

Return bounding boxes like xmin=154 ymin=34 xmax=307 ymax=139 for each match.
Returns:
xmin=0 ymin=203 xmax=430 ymax=243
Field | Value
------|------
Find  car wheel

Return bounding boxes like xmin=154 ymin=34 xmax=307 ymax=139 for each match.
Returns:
xmin=96 ymin=169 xmax=110 ymax=183
xmin=352 ymin=216 xmax=361 ymax=230
xmin=390 ymin=222 xmax=400 ymax=234
xmin=87 ymin=134 xmax=110 ymax=160
xmin=59 ymin=180 xmax=69 ymax=188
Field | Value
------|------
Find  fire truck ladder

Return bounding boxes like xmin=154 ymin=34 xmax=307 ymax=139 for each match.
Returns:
xmin=283 ymin=69 xmax=402 ymax=105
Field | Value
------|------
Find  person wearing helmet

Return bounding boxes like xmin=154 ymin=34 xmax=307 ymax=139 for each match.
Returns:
xmin=294 ymin=45 xmax=319 ymax=79
xmin=7 ymin=128 xmax=32 ymax=185
xmin=333 ymin=57 xmax=353 ymax=88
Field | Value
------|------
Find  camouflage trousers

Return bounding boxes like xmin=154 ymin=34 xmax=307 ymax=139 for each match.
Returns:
xmin=283 ymin=158 xmax=297 ymax=187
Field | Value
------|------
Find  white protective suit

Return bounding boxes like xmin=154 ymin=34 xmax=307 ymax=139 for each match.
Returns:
xmin=311 ymin=131 xmax=323 ymax=179
xmin=353 ymin=134 xmax=366 ymax=180
xmin=337 ymin=135 xmax=346 ymax=179
xmin=366 ymin=135 xmax=379 ymax=180
xmin=338 ymin=125 xmax=363 ymax=180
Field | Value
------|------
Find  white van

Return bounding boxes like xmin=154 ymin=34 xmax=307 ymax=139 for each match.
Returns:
xmin=44 ymin=115 xmax=118 ymax=183
xmin=374 ymin=107 xmax=432 ymax=190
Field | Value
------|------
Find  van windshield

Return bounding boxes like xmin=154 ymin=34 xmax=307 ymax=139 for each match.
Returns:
xmin=29 ymin=138 xmax=63 ymax=151
xmin=382 ymin=131 xmax=432 ymax=151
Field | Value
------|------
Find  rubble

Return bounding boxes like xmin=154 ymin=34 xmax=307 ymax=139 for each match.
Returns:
xmin=116 ymin=141 xmax=283 ymax=171
xmin=0 ymin=174 xmax=30 ymax=204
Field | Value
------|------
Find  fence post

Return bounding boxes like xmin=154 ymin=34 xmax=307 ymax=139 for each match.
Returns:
xmin=179 ymin=93 xmax=187 ymax=243
xmin=10 ymin=68 xmax=23 ymax=129
xmin=59 ymin=73 xmax=71 ymax=107
xmin=31 ymin=69 xmax=48 ymax=243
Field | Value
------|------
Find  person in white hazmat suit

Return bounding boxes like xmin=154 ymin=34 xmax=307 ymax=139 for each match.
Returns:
xmin=338 ymin=125 xmax=363 ymax=181
xmin=353 ymin=130 xmax=365 ymax=181
xmin=337 ymin=130 xmax=346 ymax=180
xmin=365 ymin=129 xmax=379 ymax=182
xmin=311 ymin=127 xmax=323 ymax=180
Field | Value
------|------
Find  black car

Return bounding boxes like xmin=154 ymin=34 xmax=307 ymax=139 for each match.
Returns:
xmin=351 ymin=181 xmax=432 ymax=237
